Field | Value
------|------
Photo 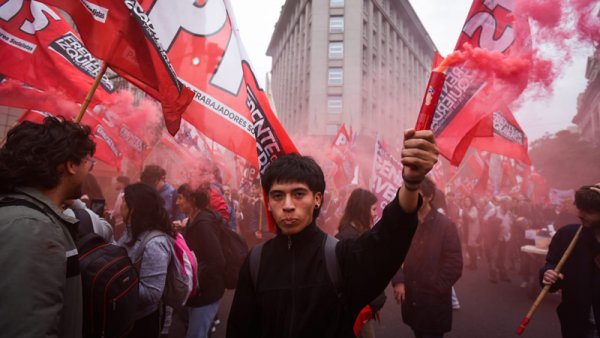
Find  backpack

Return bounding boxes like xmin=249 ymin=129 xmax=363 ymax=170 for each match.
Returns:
xmin=74 ymin=209 xmax=139 ymax=338
xmin=211 ymin=211 xmax=249 ymax=289
xmin=135 ymin=231 xmax=197 ymax=308
xmin=249 ymin=235 xmax=342 ymax=298
xmin=0 ymin=197 xmax=140 ymax=338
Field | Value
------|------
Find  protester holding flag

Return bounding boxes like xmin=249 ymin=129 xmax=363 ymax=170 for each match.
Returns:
xmin=227 ymin=129 xmax=439 ymax=338
xmin=540 ymin=184 xmax=600 ymax=338
xmin=336 ymin=188 xmax=386 ymax=338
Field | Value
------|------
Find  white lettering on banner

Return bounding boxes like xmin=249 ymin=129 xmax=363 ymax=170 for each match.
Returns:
xmin=95 ymin=125 xmax=121 ymax=157
xmin=81 ymin=0 xmax=108 ymax=23
xmin=49 ymin=32 xmax=114 ymax=92
xmin=430 ymin=67 xmax=480 ymax=134
xmin=483 ymin=0 xmax=514 ymax=11
xmin=124 ymin=0 xmax=181 ymax=89
xmin=148 ymin=0 xmax=244 ymax=95
xmin=0 ymin=0 xmax=23 ymax=21
xmin=0 ymin=0 xmax=60 ymax=35
xmin=119 ymin=126 xmax=146 ymax=152
xmin=492 ymin=111 xmax=524 ymax=145
xmin=21 ymin=1 xmax=60 ymax=34
xmin=0 ymin=27 xmax=37 ymax=53
xmin=462 ymin=12 xmax=514 ymax=52
xmin=180 ymin=79 xmax=254 ymax=137
xmin=370 ymin=141 xmax=402 ymax=214
xmin=246 ymin=85 xmax=285 ymax=174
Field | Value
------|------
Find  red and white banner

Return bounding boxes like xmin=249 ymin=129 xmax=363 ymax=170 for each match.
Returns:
xmin=0 ymin=0 xmax=114 ymax=105
xmin=328 ymin=124 xmax=356 ymax=190
xmin=431 ymin=0 xmax=532 ymax=165
xmin=136 ymin=0 xmax=298 ymax=173
xmin=38 ymin=0 xmax=194 ymax=134
xmin=369 ymin=136 xmax=402 ymax=218
xmin=470 ymin=107 xmax=531 ymax=164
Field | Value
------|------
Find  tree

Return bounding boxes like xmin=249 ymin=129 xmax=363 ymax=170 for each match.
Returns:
xmin=529 ymin=129 xmax=600 ymax=189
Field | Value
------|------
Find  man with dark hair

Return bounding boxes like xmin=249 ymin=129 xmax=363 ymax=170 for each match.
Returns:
xmin=227 ymin=129 xmax=438 ymax=338
xmin=0 ymin=116 xmax=96 ymax=337
xmin=541 ymin=183 xmax=600 ymax=338
xmin=140 ymin=164 xmax=185 ymax=221
xmin=391 ymin=176 xmax=463 ymax=338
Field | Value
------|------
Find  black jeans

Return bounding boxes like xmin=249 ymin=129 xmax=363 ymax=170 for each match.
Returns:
xmin=127 ymin=309 xmax=161 ymax=338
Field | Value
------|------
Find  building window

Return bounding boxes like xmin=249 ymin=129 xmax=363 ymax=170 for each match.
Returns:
xmin=328 ymin=96 xmax=343 ymax=113
xmin=328 ymin=68 xmax=343 ymax=85
xmin=329 ymin=42 xmax=344 ymax=59
xmin=330 ymin=0 xmax=344 ymax=8
xmin=329 ymin=16 xmax=344 ymax=33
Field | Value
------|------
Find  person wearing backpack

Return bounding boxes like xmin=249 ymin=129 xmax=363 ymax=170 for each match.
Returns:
xmin=226 ymin=129 xmax=439 ymax=338
xmin=175 ymin=183 xmax=226 ymax=338
xmin=0 ymin=116 xmax=96 ymax=338
xmin=118 ymin=183 xmax=175 ymax=338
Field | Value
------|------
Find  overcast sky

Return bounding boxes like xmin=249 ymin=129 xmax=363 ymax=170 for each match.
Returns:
xmin=229 ymin=0 xmax=593 ymax=141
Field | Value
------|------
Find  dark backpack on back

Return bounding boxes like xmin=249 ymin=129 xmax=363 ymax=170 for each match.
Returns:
xmin=211 ymin=211 xmax=249 ymax=289
xmin=73 ymin=208 xmax=139 ymax=338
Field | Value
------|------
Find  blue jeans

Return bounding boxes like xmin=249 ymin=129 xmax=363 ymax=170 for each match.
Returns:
xmin=186 ymin=300 xmax=220 ymax=338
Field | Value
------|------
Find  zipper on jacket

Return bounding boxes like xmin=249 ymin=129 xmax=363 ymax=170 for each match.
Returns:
xmin=288 ymin=239 xmax=296 ymax=338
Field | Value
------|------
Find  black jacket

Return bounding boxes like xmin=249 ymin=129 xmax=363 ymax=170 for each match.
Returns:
xmin=184 ymin=209 xmax=226 ymax=307
xmin=540 ymin=224 xmax=600 ymax=338
xmin=392 ymin=209 xmax=463 ymax=334
xmin=336 ymin=223 xmax=387 ymax=313
xmin=226 ymin=193 xmax=420 ymax=338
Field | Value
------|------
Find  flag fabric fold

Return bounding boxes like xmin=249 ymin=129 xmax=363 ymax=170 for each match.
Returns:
xmin=38 ymin=0 xmax=194 ymax=134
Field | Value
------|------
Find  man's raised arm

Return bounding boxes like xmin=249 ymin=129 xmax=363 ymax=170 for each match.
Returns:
xmin=398 ymin=129 xmax=439 ymax=212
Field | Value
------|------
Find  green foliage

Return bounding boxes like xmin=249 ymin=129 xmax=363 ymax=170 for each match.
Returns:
xmin=529 ymin=130 xmax=600 ymax=189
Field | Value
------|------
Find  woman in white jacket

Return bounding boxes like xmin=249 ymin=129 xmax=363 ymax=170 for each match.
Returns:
xmin=118 ymin=183 xmax=175 ymax=338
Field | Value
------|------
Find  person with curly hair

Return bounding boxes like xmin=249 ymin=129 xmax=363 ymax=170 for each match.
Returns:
xmin=0 ymin=116 xmax=96 ymax=338
xmin=118 ymin=183 xmax=176 ymax=338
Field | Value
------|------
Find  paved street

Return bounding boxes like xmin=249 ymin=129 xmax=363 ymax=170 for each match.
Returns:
xmin=212 ymin=256 xmax=562 ymax=338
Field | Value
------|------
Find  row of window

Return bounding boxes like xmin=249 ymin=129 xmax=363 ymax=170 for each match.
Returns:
xmin=328 ymin=0 xmax=344 ymax=122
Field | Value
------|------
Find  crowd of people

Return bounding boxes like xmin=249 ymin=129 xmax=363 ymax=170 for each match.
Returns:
xmin=0 ymin=116 xmax=599 ymax=338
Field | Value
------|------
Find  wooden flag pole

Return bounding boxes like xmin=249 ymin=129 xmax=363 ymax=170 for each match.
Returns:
xmin=74 ymin=61 xmax=108 ymax=124
xmin=516 ymin=225 xmax=583 ymax=335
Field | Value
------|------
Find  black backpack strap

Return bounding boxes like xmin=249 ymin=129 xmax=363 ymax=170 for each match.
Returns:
xmin=249 ymin=242 xmax=265 ymax=290
xmin=72 ymin=208 xmax=94 ymax=236
xmin=0 ymin=197 xmax=47 ymax=214
xmin=324 ymin=235 xmax=342 ymax=298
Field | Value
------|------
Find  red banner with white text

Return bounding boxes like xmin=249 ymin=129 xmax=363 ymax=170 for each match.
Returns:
xmin=0 ymin=1 xmax=114 ymax=106
xmin=369 ymin=136 xmax=402 ymax=219
xmin=38 ymin=0 xmax=194 ymax=134
xmin=431 ymin=0 xmax=532 ymax=165
xmin=136 ymin=0 xmax=298 ymax=172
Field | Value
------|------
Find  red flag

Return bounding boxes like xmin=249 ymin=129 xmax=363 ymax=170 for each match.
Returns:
xmin=138 ymin=0 xmax=298 ymax=231
xmin=431 ymin=1 xmax=532 ymax=165
xmin=328 ymin=124 xmax=355 ymax=190
xmin=0 ymin=1 xmax=114 ymax=105
xmin=18 ymin=109 xmax=122 ymax=169
xmin=38 ymin=0 xmax=194 ymax=134
xmin=136 ymin=0 xmax=298 ymax=170
xmin=470 ymin=107 xmax=531 ymax=165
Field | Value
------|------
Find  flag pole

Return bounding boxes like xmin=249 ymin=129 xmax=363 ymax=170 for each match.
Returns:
xmin=516 ymin=225 xmax=583 ymax=335
xmin=75 ymin=61 xmax=108 ymax=124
